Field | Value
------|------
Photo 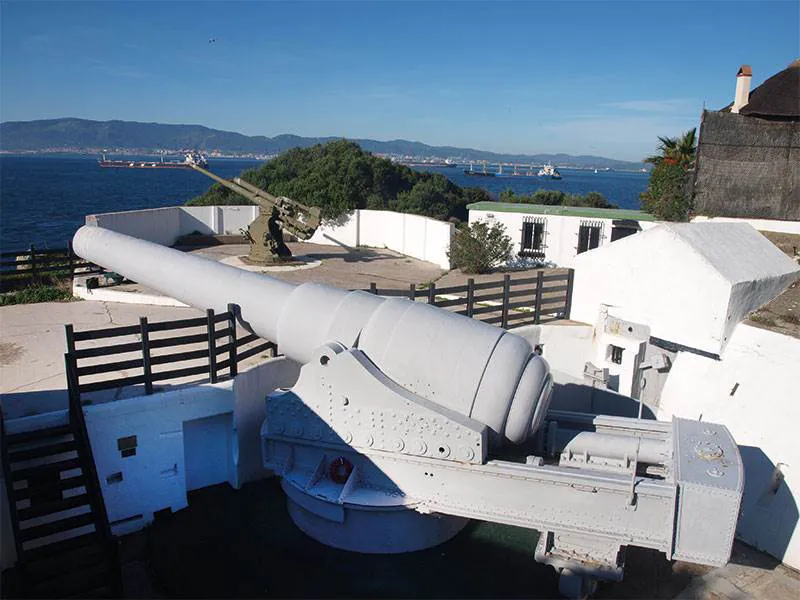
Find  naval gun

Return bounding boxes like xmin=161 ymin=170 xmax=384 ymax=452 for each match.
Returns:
xmin=73 ymin=225 xmax=744 ymax=598
xmin=189 ymin=163 xmax=321 ymax=263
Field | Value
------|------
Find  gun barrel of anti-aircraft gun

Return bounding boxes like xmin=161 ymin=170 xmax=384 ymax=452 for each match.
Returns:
xmin=189 ymin=164 xmax=264 ymax=204
xmin=72 ymin=225 xmax=552 ymax=444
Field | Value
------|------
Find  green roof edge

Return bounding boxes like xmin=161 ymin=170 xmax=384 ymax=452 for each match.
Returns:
xmin=466 ymin=201 xmax=657 ymax=221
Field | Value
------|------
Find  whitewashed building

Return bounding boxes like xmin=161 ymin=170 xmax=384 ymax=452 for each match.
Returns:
xmin=467 ymin=202 xmax=659 ymax=267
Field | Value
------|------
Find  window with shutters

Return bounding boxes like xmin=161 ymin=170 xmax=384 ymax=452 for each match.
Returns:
xmin=520 ymin=217 xmax=546 ymax=258
xmin=577 ymin=220 xmax=603 ymax=254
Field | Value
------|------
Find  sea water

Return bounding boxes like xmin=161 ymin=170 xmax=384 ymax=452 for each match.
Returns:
xmin=0 ymin=156 xmax=648 ymax=253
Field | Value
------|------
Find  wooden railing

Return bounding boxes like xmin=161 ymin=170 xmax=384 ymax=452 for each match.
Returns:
xmin=0 ymin=243 xmax=103 ymax=292
xmin=365 ymin=269 xmax=574 ymax=329
xmin=64 ymin=304 xmax=277 ymax=402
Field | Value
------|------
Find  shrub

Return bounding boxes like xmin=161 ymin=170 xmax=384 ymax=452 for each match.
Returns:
xmin=448 ymin=221 xmax=513 ymax=274
xmin=640 ymin=161 xmax=692 ymax=221
xmin=0 ymin=285 xmax=74 ymax=306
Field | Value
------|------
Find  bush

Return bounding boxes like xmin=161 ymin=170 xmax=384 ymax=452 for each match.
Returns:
xmin=499 ymin=188 xmax=618 ymax=209
xmin=448 ymin=221 xmax=513 ymax=274
xmin=0 ymin=285 xmax=74 ymax=306
xmin=640 ymin=161 xmax=692 ymax=221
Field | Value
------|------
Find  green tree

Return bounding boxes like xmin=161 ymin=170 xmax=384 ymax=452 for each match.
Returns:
xmin=644 ymin=128 xmax=697 ymax=168
xmin=187 ymin=139 xmax=476 ymax=223
xmin=641 ymin=128 xmax=697 ymax=221
xmin=447 ymin=221 xmax=513 ymax=274
xmin=640 ymin=162 xmax=692 ymax=221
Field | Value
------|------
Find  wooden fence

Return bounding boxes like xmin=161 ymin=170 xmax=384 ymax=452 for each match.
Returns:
xmin=0 ymin=243 xmax=103 ymax=292
xmin=365 ymin=269 xmax=574 ymax=329
xmin=64 ymin=305 xmax=277 ymax=402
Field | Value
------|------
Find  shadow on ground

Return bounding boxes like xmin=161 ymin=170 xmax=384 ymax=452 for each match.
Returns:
xmin=133 ymin=478 xmax=704 ymax=599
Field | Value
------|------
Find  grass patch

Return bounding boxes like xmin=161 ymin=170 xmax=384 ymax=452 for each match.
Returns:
xmin=748 ymin=312 xmax=777 ymax=327
xmin=0 ymin=284 xmax=74 ymax=306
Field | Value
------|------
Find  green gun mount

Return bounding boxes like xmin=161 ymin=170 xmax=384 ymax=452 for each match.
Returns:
xmin=190 ymin=164 xmax=321 ymax=264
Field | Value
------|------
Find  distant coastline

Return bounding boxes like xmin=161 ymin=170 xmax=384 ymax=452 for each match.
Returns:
xmin=0 ymin=117 xmax=651 ymax=172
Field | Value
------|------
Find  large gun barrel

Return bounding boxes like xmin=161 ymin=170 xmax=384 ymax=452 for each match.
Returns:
xmin=72 ymin=225 xmax=552 ymax=444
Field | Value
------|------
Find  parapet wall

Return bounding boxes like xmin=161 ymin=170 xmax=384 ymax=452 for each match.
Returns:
xmin=309 ymin=209 xmax=453 ymax=269
xmin=86 ymin=206 xmax=453 ymax=269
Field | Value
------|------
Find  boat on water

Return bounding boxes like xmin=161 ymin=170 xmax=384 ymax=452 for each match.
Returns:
xmin=98 ymin=151 xmax=208 ymax=169
xmin=537 ymin=163 xmax=562 ymax=179
xmin=464 ymin=162 xmax=495 ymax=177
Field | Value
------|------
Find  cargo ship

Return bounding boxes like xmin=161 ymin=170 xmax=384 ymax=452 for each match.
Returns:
xmin=464 ymin=162 xmax=495 ymax=177
xmin=98 ymin=151 xmax=208 ymax=169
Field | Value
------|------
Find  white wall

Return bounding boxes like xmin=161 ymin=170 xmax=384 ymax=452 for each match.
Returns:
xmin=88 ymin=208 xmax=182 ymax=247
xmin=87 ymin=206 xmax=260 ymax=246
xmin=84 ymin=383 xmax=236 ymax=535
xmin=658 ymin=324 xmax=800 ymax=569
xmin=309 ymin=209 xmax=454 ymax=269
xmin=88 ymin=206 xmax=453 ymax=268
xmin=232 ymin=357 xmax=301 ymax=486
xmin=469 ymin=209 xmax=658 ymax=267
xmin=692 ymin=215 xmax=800 ymax=235
xmin=180 ymin=206 xmax=259 ymax=237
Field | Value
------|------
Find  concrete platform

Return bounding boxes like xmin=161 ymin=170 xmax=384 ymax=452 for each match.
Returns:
xmin=111 ymin=479 xmax=799 ymax=599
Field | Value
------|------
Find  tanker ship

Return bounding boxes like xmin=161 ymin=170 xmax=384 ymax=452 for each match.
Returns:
xmin=98 ymin=151 xmax=208 ymax=169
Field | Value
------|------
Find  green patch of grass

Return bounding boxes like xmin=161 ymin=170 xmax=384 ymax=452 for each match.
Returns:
xmin=748 ymin=312 xmax=777 ymax=327
xmin=0 ymin=285 xmax=74 ymax=306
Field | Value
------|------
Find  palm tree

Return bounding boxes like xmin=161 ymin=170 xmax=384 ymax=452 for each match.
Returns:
xmin=645 ymin=128 xmax=697 ymax=168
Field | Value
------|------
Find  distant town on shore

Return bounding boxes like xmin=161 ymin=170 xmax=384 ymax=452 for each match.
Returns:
xmin=0 ymin=117 xmax=650 ymax=172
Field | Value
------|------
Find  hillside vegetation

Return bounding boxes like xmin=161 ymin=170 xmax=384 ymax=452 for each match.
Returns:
xmin=498 ymin=189 xmax=618 ymax=209
xmin=187 ymin=140 xmax=491 ymax=222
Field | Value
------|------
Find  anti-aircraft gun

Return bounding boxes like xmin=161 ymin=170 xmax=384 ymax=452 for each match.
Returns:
xmin=189 ymin=163 xmax=321 ymax=263
xmin=73 ymin=225 xmax=744 ymax=599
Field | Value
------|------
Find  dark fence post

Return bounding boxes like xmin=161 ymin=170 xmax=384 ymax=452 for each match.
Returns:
xmin=67 ymin=241 xmax=75 ymax=277
xmin=564 ymin=269 xmax=575 ymax=319
xmin=29 ymin=244 xmax=36 ymax=279
xmin=206 ymin=309 xmax=218 ymax=384
xmin=501 ymin=274 xmax=511 ymax=329
xmin=64 ymin=324 xmax=79 ymax=406
xmin=534 ymin=270 xmax=544 ymax=325
xmin=140 ymin=317 xmax=153 ymax=394
xmin=467 ymin=278 xmax=475 ymax=318
xmin=227 ymin=303 xmax=238 ymax=377
xmin=370 ymin=282 xmax=377 ymax=295
xmin=409 ymin=284 xmax=416 ymax=301
xmin=427 ymin=282 xmax=436 ymax=305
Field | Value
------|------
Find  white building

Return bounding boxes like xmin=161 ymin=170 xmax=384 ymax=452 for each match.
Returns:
xmin=467 ymin=202 xmax=659 ymax=267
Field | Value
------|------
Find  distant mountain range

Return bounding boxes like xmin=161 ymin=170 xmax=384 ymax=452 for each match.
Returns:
xmin=0 ymin=118 xmax=648 ymax=170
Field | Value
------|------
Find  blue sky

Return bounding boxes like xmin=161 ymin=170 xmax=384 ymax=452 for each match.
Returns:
xmin=1 ymin=1 xmax=797 ymax=161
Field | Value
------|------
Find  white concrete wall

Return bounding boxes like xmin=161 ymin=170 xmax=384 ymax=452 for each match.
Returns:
xmin=692 ymin=215 xmax=800 ymax=235
xmin=232 ymin=357 xmax=301 ymax=486
xmin=180 ymin=206 xmax=259 ymax=237
xmin=570 ymin=224 xmax=800 ymax=356
xmin=469 ymin=209 xmax=658 ymax=267
xmin=84 ymin=383 xmax=236 ymax=535
xmin=88 ymin=206 xmax=452 ymax=268
xmin=658 ymin=324 xmax=800 ymax=569
xmin=309 ymin=209 xmax=453 ymax=269
xmin=88 ymin=207 xmax=182 ymax=247
xmin=87 ymin=206 xmax=259 ymax=246
xmin=570 ymin=227 xmax=734 ymax=355
xmin=308 ymin=211 xmax=360 ymax=247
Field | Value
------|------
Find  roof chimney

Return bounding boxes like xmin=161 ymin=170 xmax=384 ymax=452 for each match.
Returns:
xmin=731 ymin=64 xmax=752 ymax=114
